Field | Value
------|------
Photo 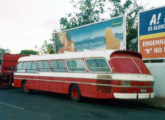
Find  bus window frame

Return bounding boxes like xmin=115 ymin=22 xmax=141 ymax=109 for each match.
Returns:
xmin=26 ymin=61 xmax=38 ymax=73
xmin=50 ymin=59 xmax=67 ymax=72
xmin=16 ymin=62 xmax=23 ymax=73
xmin=65 ymin=58 xmax=87 ymax=73
xmin=22 ymin=62 xmax=27 ymax=73
xmin=37 ymin=60 xmax=51 ymax=72
xmin=84 ymin=57 xmax=111 ymax=73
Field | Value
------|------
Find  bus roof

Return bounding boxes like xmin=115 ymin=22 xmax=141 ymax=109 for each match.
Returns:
xmin=18 ymin=50 xmax=142 ymax=62
xmin=18 ymin=50 xmax=116 ymax=62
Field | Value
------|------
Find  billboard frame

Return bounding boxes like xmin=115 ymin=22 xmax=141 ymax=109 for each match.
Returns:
xmin=138 ymin=6 xmax=165 ymax=60
xmin=54 ymin=15 xmax=126 ymax=52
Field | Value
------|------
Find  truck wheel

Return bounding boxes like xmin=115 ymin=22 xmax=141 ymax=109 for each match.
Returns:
xmin=69 ymin=84 xmax=81 ymax=102
xmin=22 ymin=81 xmax=31 ymax=93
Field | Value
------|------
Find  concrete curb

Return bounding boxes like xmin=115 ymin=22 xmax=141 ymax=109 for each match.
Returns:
xmin=138 ymin=97 xmax=165 ymax=110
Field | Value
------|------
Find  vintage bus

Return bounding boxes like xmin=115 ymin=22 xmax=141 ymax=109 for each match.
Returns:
xmin=13 ymin=50 xmax=154 ymax=101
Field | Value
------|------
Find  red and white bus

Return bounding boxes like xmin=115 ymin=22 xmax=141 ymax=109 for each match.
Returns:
xmin=13 ymin=50 xmax=154 ymax=101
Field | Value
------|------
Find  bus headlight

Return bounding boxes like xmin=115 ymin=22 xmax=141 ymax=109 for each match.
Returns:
xmin=121 ymin=81 xmax=131 ymax=87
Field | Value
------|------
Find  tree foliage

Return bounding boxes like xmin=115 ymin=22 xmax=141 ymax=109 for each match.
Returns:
xmin=41 ymin=40 xmax=55 ymax=54
xmin=0 ymin=48 xmax=10 ymax=54
xmin=43 ymin=0 xmax=144 ymax=53
xmin=109 ymin=0 xmax=143 ymax=50
xmin=59 ymin=0 xmax=143 ymax=51
xmin=20 ymin=50 xmax=39 ymax=55
xmin=60 ymin=0 xmax=106 ymax=30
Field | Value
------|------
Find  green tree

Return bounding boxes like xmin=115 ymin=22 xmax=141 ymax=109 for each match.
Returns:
xmin=0 ymin=48 xmax=10 ymax=54
xmin=45 ymin=0 xmax=144 ymax=53
xmin=59 ymin=0 xmax=143 ymax=51
xmin=0 ymin=48 xmax=10 ymax=64
xmin=109 ymin=0 xmax=143 ymax=51
xmin=41 ymin=40 xmax=55 ymax=54
xmin=20 ymin=50 xmax=39 ymax=55
xmin=60 ymin=0 xmax=106 ymax=30
xmin=46 ymin=0 xmax=107 ymax=54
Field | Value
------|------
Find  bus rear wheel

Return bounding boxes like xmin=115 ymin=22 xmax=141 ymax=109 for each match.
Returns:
xmin=22 ymin=81 xmax=31 ymax=93
xmin=69 ymin=84 xmax=81 ymax=102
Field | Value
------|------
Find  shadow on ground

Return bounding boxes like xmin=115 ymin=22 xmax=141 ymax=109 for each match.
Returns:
xmin=26 ymin=90 xmax=165 ymax=111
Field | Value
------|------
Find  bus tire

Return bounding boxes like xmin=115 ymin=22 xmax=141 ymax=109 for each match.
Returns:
xmin=69 ymin=84 xmax=81 ymax=102
xmin=22 ymin=81 xmax=31 ymax=94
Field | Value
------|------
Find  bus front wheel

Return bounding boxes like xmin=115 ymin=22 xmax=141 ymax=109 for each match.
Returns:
xmin=69 ymin=84 xmax=81 ymax=102
xmin=22 ymin=81 xmax=31 ymax=94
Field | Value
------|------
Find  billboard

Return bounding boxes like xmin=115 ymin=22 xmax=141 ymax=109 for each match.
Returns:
xmin=53 ymin=16 xmax=126 ymax=53
xmin=139 ymin=6 xmax=165 ymax=59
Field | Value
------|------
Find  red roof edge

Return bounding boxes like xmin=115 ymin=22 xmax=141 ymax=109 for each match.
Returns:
xmin=110 ymin=50 xmax=142 ymax=59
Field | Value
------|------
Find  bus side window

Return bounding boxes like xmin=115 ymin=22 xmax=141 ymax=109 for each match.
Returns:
xmin=27 ymin=62 xmax=37 ymax=73
xmin=22 ymin=62 xmax=27 ymax=72
xmin=66 ymin=59 xmax=86 ymax=72
xmin=43 ymin=61 xmax=51 ymax=72
xmin=16 ymin=62 xmax=23 ymax=72
xmin=50 ymin=60 xmax=67 ymax=72
xmin=31 ymin=62 xmax=37 ymax=73
xmin=37 ymin=61 xmax=43 ymax=71
xmin=37 ymin=61 xmax=50 ymax=72
xmin=85 ymin=58 xmax=110 ymax=72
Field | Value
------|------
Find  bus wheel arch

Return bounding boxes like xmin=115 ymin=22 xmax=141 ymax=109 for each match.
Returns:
xmin=69 ymin=84 xmax=81 ymax=102
xmin=22 ymin=80 xmax=31 ymax=94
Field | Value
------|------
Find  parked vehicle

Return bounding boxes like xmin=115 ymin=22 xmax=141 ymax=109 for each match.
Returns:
xmin=13 ymin=50 xmax=154 ymax=101
xmin=0 ymin=54 xmax=26 ymax=87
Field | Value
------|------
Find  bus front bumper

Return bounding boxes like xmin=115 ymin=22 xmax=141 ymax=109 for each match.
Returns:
xmin=114 ymin=93 xmax=154 ymax=99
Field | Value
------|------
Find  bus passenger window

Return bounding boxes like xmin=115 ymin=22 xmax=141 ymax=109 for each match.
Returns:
xmin=31 ymin=62 xmax=37 ymax=73
xmin=27 ymin=62 xmax=31 ymax=73
xmin=85 ymin=59 xmax=110 ymax=72
xmin=27 ymin=62 xmax=37 ymax=73
xmin=16 ymin=62 xmax=23 ymax=72
xmin=37 ymin=61 xmax=50 ymax=72
xmin=66 ymin=59 xmax=86 ymax=72
xmin=22 ymin=62 xmax=27 ymax=72
xmin=50 ymin=60 xmax=67 ymax=72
